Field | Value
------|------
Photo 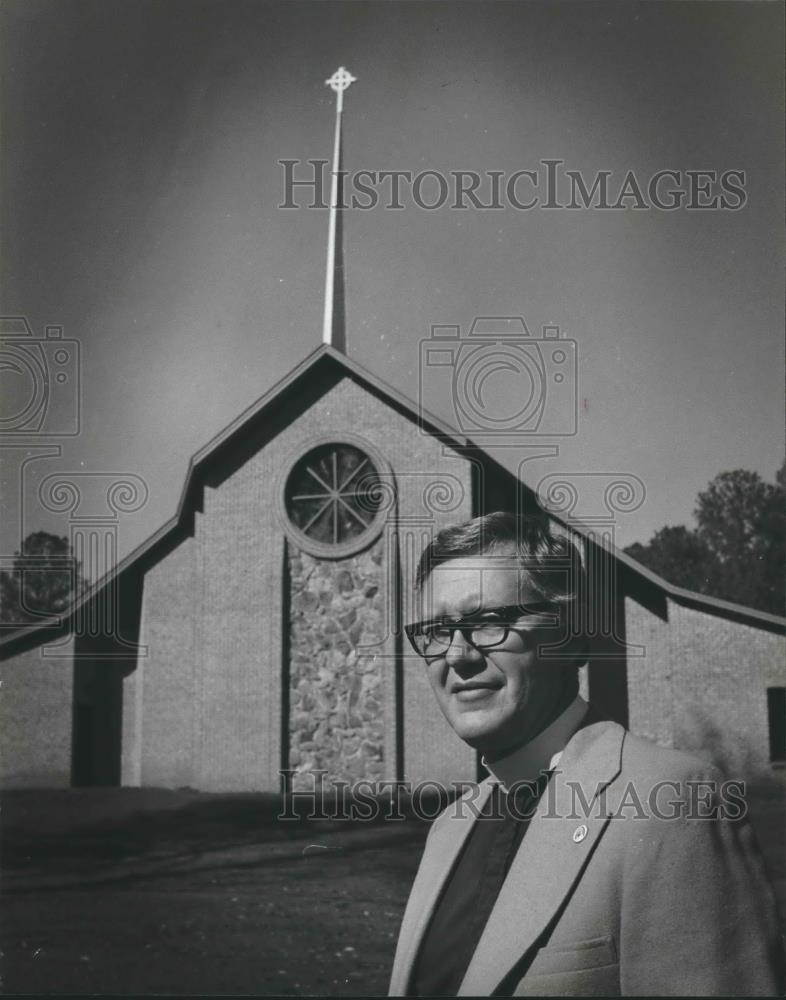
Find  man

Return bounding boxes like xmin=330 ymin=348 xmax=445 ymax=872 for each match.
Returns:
xmin=389 ymin=511 xmax=784 ymax=996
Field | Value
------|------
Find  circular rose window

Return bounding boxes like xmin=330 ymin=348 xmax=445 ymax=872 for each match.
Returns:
xmin=283 ymin=441 xmax=388 ymax=556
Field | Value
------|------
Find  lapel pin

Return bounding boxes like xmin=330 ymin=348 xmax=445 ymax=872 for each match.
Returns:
xmin=572 ymin=824 xmax=588 ymax=843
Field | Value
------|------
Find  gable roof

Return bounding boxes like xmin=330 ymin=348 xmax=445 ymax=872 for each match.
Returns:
xmin=2 ymin=344 xmax=783 ymax=655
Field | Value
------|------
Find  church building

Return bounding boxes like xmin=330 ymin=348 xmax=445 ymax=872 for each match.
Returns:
xmin=1 ymin=70 xmax=783 ymax=792
xmin=1 ymin=336 xmax=784 ymax=791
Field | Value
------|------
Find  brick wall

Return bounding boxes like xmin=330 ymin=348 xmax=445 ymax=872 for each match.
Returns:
xmin=625 ymin=597 xmax=675 ymax=749
xmin=123 ymin=537 xmax=198 ymax=787
xmin=626 ymin=596 xmax=785 ymax=772
xmin=0 ymin=637 xmax=74 ymax=787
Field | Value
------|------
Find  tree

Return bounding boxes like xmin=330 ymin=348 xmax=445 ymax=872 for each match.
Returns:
xmin=694 ymin=467 xmax=784 ymax=614
xmin=625 ymin=525 xmax=722 ymax=597
xmin=0 ymin=531 xmax=84 ymax=629
xmin=625 ymin=464 xmax=785 ymax=616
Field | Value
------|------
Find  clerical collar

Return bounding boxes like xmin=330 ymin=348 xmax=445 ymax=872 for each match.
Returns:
xmin=482 ymin=695 xmax=589 ymax=792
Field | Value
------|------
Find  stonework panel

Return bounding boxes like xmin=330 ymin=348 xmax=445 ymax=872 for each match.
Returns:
xmin=288 ymin=541 xmax=386 ymax=788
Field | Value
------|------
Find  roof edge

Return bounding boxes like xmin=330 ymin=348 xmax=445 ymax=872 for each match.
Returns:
xmin=557 ymin=511 xmax=786 ymax=631
xmin=2 ymin=348 xmax=783 ymax=651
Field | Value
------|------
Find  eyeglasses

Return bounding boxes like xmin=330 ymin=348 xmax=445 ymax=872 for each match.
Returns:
xmin=405 ymin=602 xmax=558 ymax=661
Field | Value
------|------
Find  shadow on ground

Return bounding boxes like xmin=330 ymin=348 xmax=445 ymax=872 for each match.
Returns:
xmin=2 ymin=778 xmax=784 ymax=996
xmin=1 ymin=788 xmax=431 ymax=995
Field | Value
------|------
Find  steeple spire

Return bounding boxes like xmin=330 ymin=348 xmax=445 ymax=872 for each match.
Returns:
xmin=322 ymin=66 xmax=356 ymax=352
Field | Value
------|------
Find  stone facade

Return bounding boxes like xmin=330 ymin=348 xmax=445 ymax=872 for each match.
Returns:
xmin=288 ymin=542 xmax=386 ymax=789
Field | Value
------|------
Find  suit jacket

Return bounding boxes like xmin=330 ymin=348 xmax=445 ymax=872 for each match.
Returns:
xmin=389 ymin=719 xmax=785 ymax=996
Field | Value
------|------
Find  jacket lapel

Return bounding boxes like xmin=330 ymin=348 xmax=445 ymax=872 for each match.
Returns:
xmin=388 ymin=780 xmax=494 ymax=995
xmin=457 ymin=720 xmax=625 ymax=996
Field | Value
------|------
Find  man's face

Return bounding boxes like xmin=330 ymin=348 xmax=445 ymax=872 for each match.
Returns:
xmin=418 ymin=551 xmax=570 ymax=760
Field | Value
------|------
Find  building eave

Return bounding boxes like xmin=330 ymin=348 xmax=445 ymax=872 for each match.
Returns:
xmin=2 ymin=345 xmax=783 ymax=655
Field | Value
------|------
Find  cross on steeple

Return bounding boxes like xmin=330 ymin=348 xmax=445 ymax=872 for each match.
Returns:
xmin=326 ymin=66 xmax=356 ymax=100
xmin=322 ymin=67 xmax=356 ymax=351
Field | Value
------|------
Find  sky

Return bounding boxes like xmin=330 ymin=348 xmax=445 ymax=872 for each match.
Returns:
xmin=1 ymin=0 xmax=784 ymax=568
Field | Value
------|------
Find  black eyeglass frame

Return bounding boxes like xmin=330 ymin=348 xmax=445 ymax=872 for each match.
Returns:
xmin=404 ymin=601 xmax=561 ymax=660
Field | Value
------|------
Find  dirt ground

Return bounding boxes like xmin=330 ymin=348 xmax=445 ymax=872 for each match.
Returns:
xmin=1 ymin=781 xmax=784 ymax=996
xmin=1 ymin=789 xmax=430 ymax=996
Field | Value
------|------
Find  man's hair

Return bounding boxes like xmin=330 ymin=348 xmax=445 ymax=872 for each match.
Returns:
xmin=415 ymin=510 xmax=586 ymax=613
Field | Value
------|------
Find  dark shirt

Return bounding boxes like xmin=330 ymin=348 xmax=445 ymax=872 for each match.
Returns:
xmin=410 ymin=774 xmax=549 ymax=998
